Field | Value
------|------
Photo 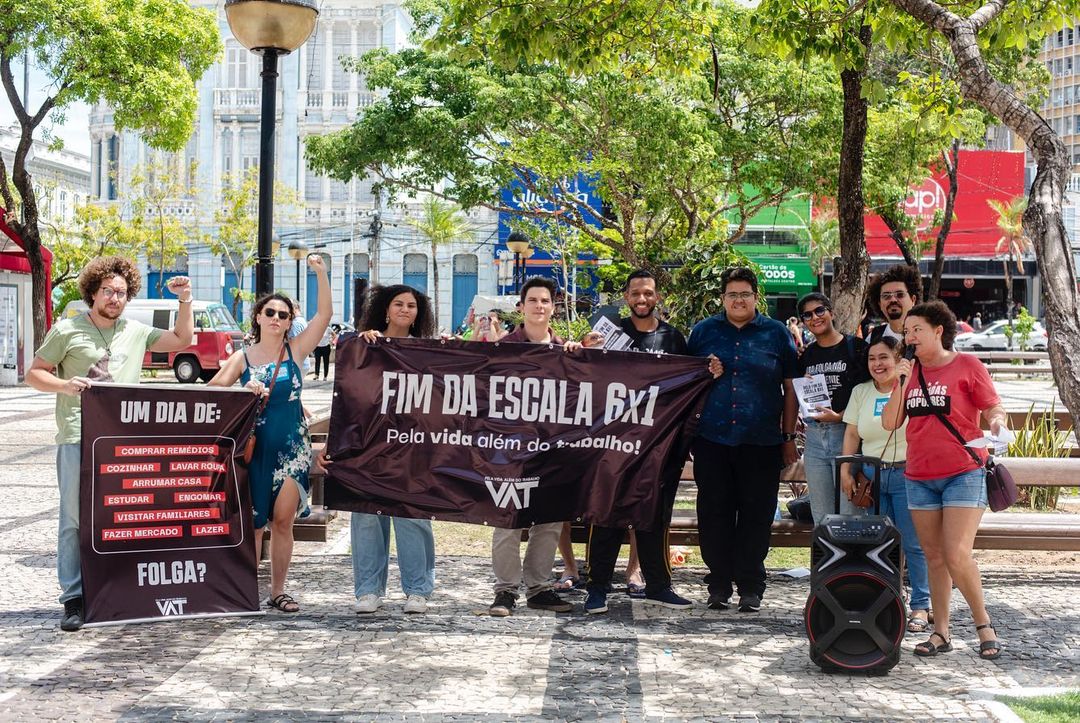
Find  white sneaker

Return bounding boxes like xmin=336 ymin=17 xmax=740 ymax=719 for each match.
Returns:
xmin=403 ymin=595 xmax=428 ymax=614
xmin=355 ymin=594 xmax=383 ymax=614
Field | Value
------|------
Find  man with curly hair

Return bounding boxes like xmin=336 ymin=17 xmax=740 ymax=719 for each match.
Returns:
xmin=866 ymin=264 xmax=923 ymax=345
xmin=26 ymin=257 xmax=194 ymax=631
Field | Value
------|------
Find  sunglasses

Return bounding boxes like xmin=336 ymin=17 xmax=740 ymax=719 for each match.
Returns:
xmin=263 ymin=308 xmax=291 ymax=320
xmin=800 ymin=305 xmax=830 ymax=321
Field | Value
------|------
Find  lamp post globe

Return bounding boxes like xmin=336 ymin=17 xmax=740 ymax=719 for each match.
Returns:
xmin=288 ymin=239 xmax=309 ymax=306
xmin=505 ymin=231 xmax=531 ymax=293
xmin=224 ymin=0 xmax=318 ymax=298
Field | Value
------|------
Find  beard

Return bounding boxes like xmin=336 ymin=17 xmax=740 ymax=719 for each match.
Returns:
xmin=630 ymin=305 xmax=655 ymax=319
xmin=885 ymin=306 xmax=903 ymax=320
xmin=96 ymin=305 xmax=122 ymax=321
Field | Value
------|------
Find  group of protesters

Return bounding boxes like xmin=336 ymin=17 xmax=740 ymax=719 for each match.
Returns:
xmin=29 ymin=254 xmax=1006 ymax=661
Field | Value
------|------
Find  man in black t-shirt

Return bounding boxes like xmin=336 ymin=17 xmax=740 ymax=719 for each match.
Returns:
xmin=580 ymin=270 xmax=695 ymax=613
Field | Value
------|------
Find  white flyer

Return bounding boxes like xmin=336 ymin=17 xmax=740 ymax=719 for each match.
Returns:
xmin=591 ymin=316 xmax=636 ymax=351
xmin=792 ymin=374 xmax=832 ymax=418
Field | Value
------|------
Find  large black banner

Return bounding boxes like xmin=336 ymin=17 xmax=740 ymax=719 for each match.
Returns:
xmin=80 ymin=383 xmax=261 ymax=625
xmin=325 ymin=337 xmax=712 ymax=529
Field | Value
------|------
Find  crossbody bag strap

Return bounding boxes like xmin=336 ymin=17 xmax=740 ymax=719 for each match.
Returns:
xmin=257 ymin=343 xmax=287 ymax=413
xmin=916 ymin=364 xmax=983 ymax=468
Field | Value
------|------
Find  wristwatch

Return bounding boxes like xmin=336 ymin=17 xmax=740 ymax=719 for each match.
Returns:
xmin=782 ymin=432 xmax=797 ymax=442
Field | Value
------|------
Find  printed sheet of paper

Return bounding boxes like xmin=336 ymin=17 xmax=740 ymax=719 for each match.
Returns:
xmin=591 ymin=316 xmax=636 ymax=351
xmin=792 ymin=374 xmax=832 ymax=418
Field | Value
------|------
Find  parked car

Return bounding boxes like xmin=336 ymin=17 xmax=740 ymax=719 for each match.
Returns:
xmin=954 ymin=319 xmax=1048 ymax=351
xmin=64 ymin=299 xmax=245 ymax=383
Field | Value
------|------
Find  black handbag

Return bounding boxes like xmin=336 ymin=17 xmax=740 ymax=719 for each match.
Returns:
xmin=916 ymin=365 xmax=1017 ymax=512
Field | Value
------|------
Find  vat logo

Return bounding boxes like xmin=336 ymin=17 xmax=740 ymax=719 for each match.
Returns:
xmin=905 ymin=178 xmax=947 ymax=220
xmin=485 ymin=478 xmax=539 ymax=509
xmin=155 ymin=597 xmax=188 ymax=616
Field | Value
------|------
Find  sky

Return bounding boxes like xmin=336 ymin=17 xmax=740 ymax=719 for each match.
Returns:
xmin=0 ymin=57 xmax=91 ymax=156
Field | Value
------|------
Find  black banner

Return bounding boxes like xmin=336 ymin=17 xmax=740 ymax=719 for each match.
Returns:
xmin=79 ymin=384 xmax=261 ymax=625
xmin=325 ymin=338 xmax=712 ymax=529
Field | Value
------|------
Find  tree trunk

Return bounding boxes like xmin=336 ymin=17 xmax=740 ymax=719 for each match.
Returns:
xmin=431 ymin=240 xmax=440 ymax=323
xmin=928 ymin=139 xmax=960 ymax=300
xmin=832 ymin=24 xmax=873 ymax=335
xmin=880 ymin=212 xmax=920 ymax=267
xmin=1002 ymin=257 xmax=1013 ymax=324
xmin=887 ymin=0 xmax=1080 ymax=442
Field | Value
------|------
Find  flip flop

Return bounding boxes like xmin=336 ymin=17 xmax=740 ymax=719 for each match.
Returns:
xmin=907 ymin=610 xmax=930 ymax=633
xmin=626 ymin=582 xmax=646 ymax=599
xmin=553 ymin=574 xmax=579 ymax=591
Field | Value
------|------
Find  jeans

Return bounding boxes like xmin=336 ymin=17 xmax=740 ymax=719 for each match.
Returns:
xmin=692 ymin=439 xmax=782 ymax=599
xmin=859 ymin=463 xmax=930 ymax=611
xmin=56 ymin=443 xmax=83 ymax=604
xmin=350 ymin=512 xmax=436 ymax=598
xmin=491 ymin=522 xmax=562 ymax=598
xmin=907 ymin=468 xmax=988 ymax=510
xmin=803 ymin=421 xmax=856 ymax=524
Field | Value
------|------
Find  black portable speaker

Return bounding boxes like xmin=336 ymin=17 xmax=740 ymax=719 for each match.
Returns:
xmin=804 ymin=455 xmax=905 ymax=674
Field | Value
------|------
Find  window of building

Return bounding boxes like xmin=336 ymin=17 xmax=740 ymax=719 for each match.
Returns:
xmin=90 ymin=141 xmax=100 ymax=198
xmin=107 ymin=134 xmax=119 ymax=201
xmin=402 ymin=253 xmax=428 ymax=293
xmin=1067 ymin=56 xmax=1074 ymax=76
xmin=1069 ymin=27 xmax=1076 ymax=46
xmin=332 ymin=23 xmax=350 ymax=92
xmin=225 ymin=42 xmax=251 ymax=88
xmin=305 ymin=166 xmax=323 ymax=201
xmin=329 ymin=178 xmax=348 ymax=201
xmin=1055 ymin=58 xmax=1064 ymax=76
xmin=220 ymin=128 xmax=233 ymax=178
xmin=241 ymin=128 xmax=259 ymax=172
xmin=1053 ymin=88 xmax=1064 ymax=107
xmin=305 ymin=34 xmax=323 ymax=92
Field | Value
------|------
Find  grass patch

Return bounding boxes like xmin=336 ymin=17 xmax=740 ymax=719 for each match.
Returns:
xmin=1001 ymin=692 xmax=1080 ymax=723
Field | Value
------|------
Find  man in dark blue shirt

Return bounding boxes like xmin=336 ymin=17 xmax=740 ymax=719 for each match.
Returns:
xmin=687 ymin=267 xmax=799 ymax=613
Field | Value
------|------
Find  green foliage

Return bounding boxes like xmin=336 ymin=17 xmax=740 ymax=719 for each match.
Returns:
xmin=210 ymin=169 xmax=301 ymax=316
xmin=665 ymin=233 xmax=760 ymax=333
xmin=306 ymin=0 xmax=841 ymax=281
xmin=1002 ymin=690 xmax=1080 ymax=723
xmin=551 ymin=316 xmax=594 ymax=343
xmin=1007 ymin=404 xmax=1074 ymax=510
xmin=46 ymin=204 xmax=146 ymax=289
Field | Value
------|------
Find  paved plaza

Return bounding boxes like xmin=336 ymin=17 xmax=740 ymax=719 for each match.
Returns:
xmin=1 ymin=379 xmax=1078 ymax=721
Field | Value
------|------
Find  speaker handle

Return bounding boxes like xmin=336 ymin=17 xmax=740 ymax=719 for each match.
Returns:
xmin=833 ymin=454 xmax=883 ymax=515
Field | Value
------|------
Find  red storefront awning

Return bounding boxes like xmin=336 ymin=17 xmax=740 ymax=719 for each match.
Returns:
xmin=0 ymin=207 xmax=54 ymax=328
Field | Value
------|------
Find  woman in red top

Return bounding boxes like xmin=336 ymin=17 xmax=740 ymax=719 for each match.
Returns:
xmin=882 ymin=300 xmax=1008 ymax=661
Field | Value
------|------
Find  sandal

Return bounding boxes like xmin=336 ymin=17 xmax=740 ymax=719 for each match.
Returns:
xmin=266 ymin=593 xmax=300 ymax=613
xmin=914 ymin=632 xmax=952 ymax=657
xmin=553 ymin=574 xmax=579 ymax=591
xmin=907 ymin=609 xmax=930 ymax=633
xmin=976 ymin=622 xmax=1002 ymax=660
xmin=626 ymin=582 xmax=646 ymax=599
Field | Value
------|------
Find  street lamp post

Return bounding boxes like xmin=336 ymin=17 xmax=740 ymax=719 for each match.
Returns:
xmin=506 ymin=231 xmax=531 ymax=295
xmin=288 ymin=239 xmax=309 ymax=310
xmin=224 ymin=0 xmax=318 ymax=298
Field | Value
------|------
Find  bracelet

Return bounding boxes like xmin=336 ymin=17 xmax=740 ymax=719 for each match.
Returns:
xmin=178 ymin=298 xmax=193 ymax=304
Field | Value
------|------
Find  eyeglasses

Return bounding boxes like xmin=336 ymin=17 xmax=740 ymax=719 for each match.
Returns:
xmin=723 ymin=291 xmax=756 ymax=301
xmin=99 ymin=288 xmax=128 ymax=301
xmin=263 ymin=308 xmax=291 ymax=320
xmin=800 ymin=305 xmax=830 ymax=321
xmin=880 ymin=291 xmax=908 ymax=301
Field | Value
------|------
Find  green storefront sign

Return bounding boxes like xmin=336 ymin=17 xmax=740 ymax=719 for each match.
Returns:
xmin=753 ymin=257 xmax=817 ymax=294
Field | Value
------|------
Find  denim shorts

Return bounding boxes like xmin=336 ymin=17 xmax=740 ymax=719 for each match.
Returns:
xmin=906 ymin=468 xmax=988 ymax=511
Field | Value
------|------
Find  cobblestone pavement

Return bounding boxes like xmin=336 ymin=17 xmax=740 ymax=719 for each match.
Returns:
xmin=1 ymin=381 xmax=1077 ymax=722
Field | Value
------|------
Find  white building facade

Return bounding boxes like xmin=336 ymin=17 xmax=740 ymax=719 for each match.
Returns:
xmin=87 ymin=0 xmax=499 ymax=332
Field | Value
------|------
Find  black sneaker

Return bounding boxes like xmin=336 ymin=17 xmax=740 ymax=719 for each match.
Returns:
xmin=738 ymin=594 xmax=761 ymax=613
xmin=707 ymin=593 xmax=731 ymax=610
xmin=526 ymin=590 xmax=573 ymax=612
xmin=60 ymin=597 xmax=84 ymax=631
xmin=489 ymin=591 xmax=517 ymax=617
xmin=644 ymin=587 xmax=693 ymax=610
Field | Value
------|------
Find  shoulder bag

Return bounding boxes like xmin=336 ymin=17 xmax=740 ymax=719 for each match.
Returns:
xmin=241 ymin=343 xmax=287 ymax=466
xmin=916 ymin=364 xmax=1017 ymax=512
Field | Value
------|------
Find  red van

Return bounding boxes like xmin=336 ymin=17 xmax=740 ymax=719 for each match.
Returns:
xmin=64 ymin=299 xmax=245 ymax=383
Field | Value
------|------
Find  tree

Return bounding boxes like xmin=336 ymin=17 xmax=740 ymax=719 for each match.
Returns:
xmin=988 ymin=196 xmax=1032 ymax=324
xmin=406 ymin=196 xmax=473 ymax=316
xmin=127 ymin=159 xmax=193 ymax=295
xmin=0 ymin=0 xmax=220 ymax=347
xmin=882 ymin=0 xmax=1080 ymax=440
xmin=210 ymin=168 xmax=302 ymax=319
xmin=800 ymin=205 xmax=840 ymax=293
xmin=47 ymin=204 xmax=144 ymax=289
xmin=306 ymin=1 xmax=841 ymax=287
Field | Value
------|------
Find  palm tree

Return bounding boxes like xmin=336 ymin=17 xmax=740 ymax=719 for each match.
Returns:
xmin=987 ymin=197 xmax=1033 ymax=325
xmin=796 ymin=206 xmax=840 ymax=293
xmin=407 ymin=197 xmax=473 ymax=325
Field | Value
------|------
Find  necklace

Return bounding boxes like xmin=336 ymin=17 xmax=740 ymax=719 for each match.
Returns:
xmin=86 ymin=312 xmax=117 ymax=358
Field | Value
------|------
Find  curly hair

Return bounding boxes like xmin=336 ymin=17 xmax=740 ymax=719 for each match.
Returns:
xmin=250 ymin=293 xmax=295 ymax=344
xmin=361 ymin=285 xmax=436 ymax=339
xmin=78 ymin=256 xmax=141 ymax=305
xmin=907 ymin=300 xmax=958 ymax=350
xmin=865 ymin=264 xmax=922 ymax=313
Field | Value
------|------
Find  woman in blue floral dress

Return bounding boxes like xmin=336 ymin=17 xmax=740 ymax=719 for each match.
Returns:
xmin=210 ymin=255 xmax=331 ymax=612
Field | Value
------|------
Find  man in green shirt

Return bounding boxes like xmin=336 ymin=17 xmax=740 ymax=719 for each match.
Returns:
xmin=26 ymin=257 xmax=194 ymax=631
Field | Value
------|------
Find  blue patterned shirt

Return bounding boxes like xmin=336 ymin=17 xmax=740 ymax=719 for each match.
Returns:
xmin=687 ymin=311 xmax=798 ymax=446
